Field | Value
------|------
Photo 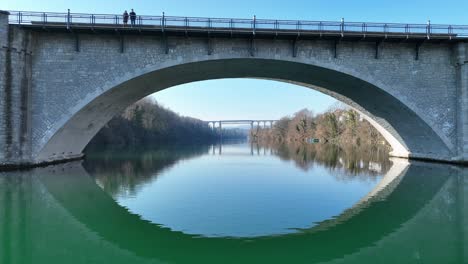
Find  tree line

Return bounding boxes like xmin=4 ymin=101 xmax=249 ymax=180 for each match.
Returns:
xmin=87 ymin=98 xmax=245 ymax=150
xmin=252 ymin=107 xmax=389 ymax=148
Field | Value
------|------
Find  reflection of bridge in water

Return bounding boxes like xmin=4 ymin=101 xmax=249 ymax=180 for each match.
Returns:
xmin=211 ymin=143 xmax=273 ymax=156
xmin=0 ymin=159 xmax=465 ymax=263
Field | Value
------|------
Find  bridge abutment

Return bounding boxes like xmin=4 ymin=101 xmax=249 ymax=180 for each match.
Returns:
xmin=0 ymin=11 xmax=33 ymax=167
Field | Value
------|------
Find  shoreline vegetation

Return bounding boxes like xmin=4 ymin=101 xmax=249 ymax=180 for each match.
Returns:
xmin=250 ymin=107 xmax=392 ymax=176
xmin=86 ymin=98 xmax=246 ymax=151
xmin=251 ymin=107 xmax=390 ymax=149
xmin=87 ymin=98 xmax=390 ymax=163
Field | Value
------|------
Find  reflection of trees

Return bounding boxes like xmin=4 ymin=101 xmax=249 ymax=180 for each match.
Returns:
xmin=259 ymin=142 xmax=392 ymax=179
xmin=85 ymin=140 xmax=391 ymax=197
xmin=83 ymin=144 xmax=210 ymax=197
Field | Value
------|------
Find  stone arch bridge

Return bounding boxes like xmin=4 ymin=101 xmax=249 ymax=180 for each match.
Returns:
xmin=1 ymin=10 xmax=468 ymax=167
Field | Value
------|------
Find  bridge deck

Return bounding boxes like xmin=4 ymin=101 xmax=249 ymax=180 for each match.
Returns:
xmin=7 ymin=11 xmax=468 ymax=42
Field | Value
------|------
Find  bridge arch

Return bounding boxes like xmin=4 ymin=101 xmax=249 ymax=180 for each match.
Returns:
xmin=34 ymin=57 xmax=452 ymax=163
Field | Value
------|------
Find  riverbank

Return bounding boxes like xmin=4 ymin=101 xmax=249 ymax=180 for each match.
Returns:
xmin=87 ymin=98 xmax=246 ymax=150
xmin=251 ymin=108 xmax=390 ymax=149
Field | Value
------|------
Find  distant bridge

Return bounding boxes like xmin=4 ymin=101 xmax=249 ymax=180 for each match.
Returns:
xmin=205 ymin=120 xmax=278 ymax=130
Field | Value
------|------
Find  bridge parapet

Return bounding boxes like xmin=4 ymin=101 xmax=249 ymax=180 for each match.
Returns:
xmin=6 ymin=10 xmax=468 ymax=42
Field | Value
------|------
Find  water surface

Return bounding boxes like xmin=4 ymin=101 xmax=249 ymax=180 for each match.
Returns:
xmin=88 ymin=143 xmax=388 ymax=238
xmin=0 ymin=142 xmax=464 ymax=263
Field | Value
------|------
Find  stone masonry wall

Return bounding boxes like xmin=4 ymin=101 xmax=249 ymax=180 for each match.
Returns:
xmin=0 ymin=13 xmax=33 ymax=166
xmin=455 ymin=43 xmax=468 ymax=159
xmin=0 ymin=11 xmax=9 ymax=163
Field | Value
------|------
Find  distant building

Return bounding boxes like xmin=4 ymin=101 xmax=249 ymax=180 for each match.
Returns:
xmin=334 ymin=109 xmax=364 ymax=123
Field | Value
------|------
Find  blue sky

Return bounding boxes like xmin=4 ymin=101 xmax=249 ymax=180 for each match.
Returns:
xmin=3 ymin=0 xmax=466 ymax=120
xmin=154 ymin=79 xmax=338 ymax=120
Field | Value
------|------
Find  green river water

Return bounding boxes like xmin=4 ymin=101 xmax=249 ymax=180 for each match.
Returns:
xmin=0 ymin=142 xmax=465 ymax=263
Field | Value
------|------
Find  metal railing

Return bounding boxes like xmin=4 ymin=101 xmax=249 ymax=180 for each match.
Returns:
xmin=7 ymin=10 xmax=468 ymax=39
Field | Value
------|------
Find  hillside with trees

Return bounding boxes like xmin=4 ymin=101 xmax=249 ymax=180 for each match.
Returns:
xmin=252 ymin=107 xmax=389 ymax=148
xmin=86 ymin=98 xmax=244 ymax=150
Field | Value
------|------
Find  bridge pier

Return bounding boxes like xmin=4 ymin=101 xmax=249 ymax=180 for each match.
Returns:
xmin=219 ymin=121 xmax=222 ymax=139
xmin=455 ymin=43 xmax=468 ymax=162
xmin=0 ymin=11 xmax=33 ymax=167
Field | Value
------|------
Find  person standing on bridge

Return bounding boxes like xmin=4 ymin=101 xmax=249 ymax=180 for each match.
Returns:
xmin=130 ymin=9 xmax=137 ymax=27
xmin=123 ymin=10 xmax=129 ymax=26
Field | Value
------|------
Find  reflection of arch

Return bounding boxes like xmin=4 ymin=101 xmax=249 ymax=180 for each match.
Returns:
xmin=302 ymin=158 xmax=409 ymax=233
xmin=36 ymin=59 xmax=451 ymax=164
xmin=37 ymin=159 xmax=450 ymax=263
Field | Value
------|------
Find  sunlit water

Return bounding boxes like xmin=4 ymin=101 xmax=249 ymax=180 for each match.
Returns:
xmin=98 ymin=143 xmax=385 ymax=238
xmin=0 ymin=141 xmax=465 ymax=263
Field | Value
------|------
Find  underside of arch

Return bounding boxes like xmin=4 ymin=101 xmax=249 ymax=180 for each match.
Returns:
xmin=35 ymin=58 xmax=453 ymax=163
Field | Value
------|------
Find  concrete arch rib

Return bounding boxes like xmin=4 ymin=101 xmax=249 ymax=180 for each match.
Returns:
xmin=35 ymin=58 xmax=452 ymax=163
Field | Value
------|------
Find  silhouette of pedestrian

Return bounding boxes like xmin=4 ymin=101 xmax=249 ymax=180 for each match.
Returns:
xmin=123 ymin=10 xmax=129 ymax=26
xmin=130 ymin=9 xmax=136 ymax=26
